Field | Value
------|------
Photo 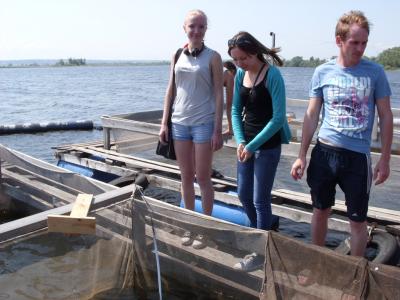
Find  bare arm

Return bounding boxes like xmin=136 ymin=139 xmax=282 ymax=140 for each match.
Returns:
xmin=210 ymin=52 xmax=224 ymax=151
xmin=159 ymin=53 xmax=177 ymax=144
xmin=374 ymin=96 xmax=393 ymax=185
xmin=290 ymin=97 xmax=322 ymax=180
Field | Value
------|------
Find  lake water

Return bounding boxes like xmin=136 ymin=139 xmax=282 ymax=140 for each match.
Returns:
xmin=1 ymin=65 xmax=399 ymax=210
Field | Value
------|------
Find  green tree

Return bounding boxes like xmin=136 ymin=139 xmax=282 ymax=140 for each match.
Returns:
xmin=376 ymin=47 xmax=400 ymax=69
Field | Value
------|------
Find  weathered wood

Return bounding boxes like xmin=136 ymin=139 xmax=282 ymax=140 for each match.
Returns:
xmin=2 ymin=184 xmax=54 ymax=211
xmin=0 ymin=184 xmax=134 ymax=242
xmin=0 ymin=144 xmax=114 ymax=193
xmin=273 ymin=188 xmax=400 ymax=225
xmin=59 ymin=153 xmax=137 ymax=178
xmin=3 ymin=165 xmax=83 ymax=195
xmin=2 ymin=168 xmax=77 ymax=204
xmin=103 ymin=127 xmax=111 ymax=150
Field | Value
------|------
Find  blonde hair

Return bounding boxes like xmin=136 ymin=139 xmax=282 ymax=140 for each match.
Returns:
xmin=184 ymin=9 xmax=208 ymax=27
xmin=335 ymin=10 xmax=371 ymax=40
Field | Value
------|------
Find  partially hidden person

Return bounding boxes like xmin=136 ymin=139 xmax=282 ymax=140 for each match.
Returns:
xmin=158 ymin=9 xmax=224 ymax=249
xmin=228 ymin=31 xmax=291 ymax=271
xmin=290 ymin=10 xmax=393 ymax=257
xmin=223 ymin=60 xmax=237 ymax=138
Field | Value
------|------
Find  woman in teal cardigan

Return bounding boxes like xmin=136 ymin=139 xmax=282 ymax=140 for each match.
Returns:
xmin=228 ymin=31 xmax=291 ymax=272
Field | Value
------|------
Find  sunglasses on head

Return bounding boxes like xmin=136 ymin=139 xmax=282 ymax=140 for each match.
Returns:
xmin=228 ymin=36 xmax=253 ymax=48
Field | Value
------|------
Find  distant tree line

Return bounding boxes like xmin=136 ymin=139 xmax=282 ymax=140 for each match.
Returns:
xmin=283 ymin=56 xmax=327 ymax=67
xmin=283 ymin=46 xmax=400 ymax=69
xmin=55 ymin=58 xmax=86 ymax=66
xmin=369 ymin=47 xmax=400 ymax=70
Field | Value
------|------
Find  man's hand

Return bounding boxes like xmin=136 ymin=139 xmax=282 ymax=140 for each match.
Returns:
xmin=291 ymin=157 xmax=307 ymax=180
xmin=373 ymin=158 xmax=390 ymax=185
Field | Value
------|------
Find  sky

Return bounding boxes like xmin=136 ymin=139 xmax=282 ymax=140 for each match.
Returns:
xmin=0 ymin=0 xmax=399 ymax=61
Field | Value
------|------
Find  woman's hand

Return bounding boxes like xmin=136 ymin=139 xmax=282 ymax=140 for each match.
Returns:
xmin=211 ymin=131 xmax=223 ymax=151
xmin=237 ymin=144 xmax=252 ymax=162
xmin=159 ymin=124 xmax=169 ymax=144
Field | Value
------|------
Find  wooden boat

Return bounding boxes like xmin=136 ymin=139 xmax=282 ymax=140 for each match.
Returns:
xmin=54 ymin=108 xmax=400 ymax=264
xmin=1 ymin=144 xmax=400 ymax=298
xmin=0 ymin=143 xmax=133 ymax=241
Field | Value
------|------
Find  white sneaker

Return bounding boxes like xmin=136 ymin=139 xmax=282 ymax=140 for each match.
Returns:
xmin=181 ymin=231 xmax=194 ymax=246
xmin=233 ymin=253 xmax=264 ymax=272
xmin=192 ymin=234 xmax=207 ymax=249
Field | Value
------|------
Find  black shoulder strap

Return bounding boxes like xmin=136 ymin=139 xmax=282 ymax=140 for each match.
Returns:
xmin=174 ymin=48 xmax=183 ymax=65
xmin=168 ymin=48 xmax=183 ymax=116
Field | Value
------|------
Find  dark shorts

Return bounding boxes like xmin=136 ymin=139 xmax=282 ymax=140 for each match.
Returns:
xmin=306 ymin=141 xmax=372 ymax=222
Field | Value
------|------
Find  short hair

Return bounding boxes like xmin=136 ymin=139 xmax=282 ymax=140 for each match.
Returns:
xmin=335 ymin=10 xmax=371 ymax=40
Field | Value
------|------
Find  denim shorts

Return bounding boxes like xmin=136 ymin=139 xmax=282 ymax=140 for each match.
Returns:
xmin=171 ymin=122 xmax=214 ymax=143
xmin=306 ymin=141 xmax=372 ymax=222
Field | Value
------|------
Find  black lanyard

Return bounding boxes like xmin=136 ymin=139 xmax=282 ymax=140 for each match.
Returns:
xmin=250 ymin=63 xmax=266 ymax=95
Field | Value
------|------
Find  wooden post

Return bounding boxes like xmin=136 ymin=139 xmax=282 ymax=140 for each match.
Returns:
xmin=103 ymin=127 xmax=111 ymax=150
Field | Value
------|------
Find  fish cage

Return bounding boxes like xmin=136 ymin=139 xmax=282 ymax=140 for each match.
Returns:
xmin=1 ymin=181 xmax=400 ymax=299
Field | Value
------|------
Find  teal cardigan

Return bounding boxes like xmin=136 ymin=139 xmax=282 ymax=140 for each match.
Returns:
xmin=231 ymin=65 xmax=291 ymax=152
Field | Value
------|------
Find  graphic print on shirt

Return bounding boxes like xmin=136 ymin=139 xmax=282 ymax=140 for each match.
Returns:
xmin=325 ymin=74 xmax=371 ymax=139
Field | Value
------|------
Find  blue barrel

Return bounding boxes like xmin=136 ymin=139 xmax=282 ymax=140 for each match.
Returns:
xmin=181 ymin=193 xmax=280 ymax=229
xmin=181 ymin=197 xmax=251 ymax=227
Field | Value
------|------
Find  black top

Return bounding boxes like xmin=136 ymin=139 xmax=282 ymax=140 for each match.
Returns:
xmin=240 ymin=69 xmax=281 ymax=149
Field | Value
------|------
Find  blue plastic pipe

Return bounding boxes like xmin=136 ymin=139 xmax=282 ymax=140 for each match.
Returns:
xmin=181 ymin=197 xmax=251 ymax=227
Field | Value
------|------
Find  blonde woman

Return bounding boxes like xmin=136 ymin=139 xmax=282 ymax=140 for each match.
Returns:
xmin=159 ymin=9 xmax=224 ymax=249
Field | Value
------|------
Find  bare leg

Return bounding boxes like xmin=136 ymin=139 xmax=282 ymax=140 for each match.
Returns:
xmin=174 ymin=140 xmax=195 ymax=211
xmin=194 ymin=142 xmax=214 ymax=215
xmin=349 ymin=220 xmax=367 ymax=257
xmin=311 ymin=207 xmax=331 ymax=246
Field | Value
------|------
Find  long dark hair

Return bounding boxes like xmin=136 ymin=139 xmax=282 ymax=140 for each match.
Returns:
xmin=228 ymin=31 xmax=283 ymax=66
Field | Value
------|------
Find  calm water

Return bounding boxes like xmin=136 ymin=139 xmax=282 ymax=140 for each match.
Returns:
xmin=1 ymin=65 xmax=399 ymax=210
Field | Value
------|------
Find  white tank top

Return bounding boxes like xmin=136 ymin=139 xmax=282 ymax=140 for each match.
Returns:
xmin=171 ymin=46 xmax=215 ymax=125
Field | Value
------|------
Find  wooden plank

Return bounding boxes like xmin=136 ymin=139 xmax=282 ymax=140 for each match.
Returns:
xmin=2 ymin=184 xmax=54 ymax=211
xmin=58 ymin=153 xmax=137 ymax=178
xmin=70 ymin=194 xmax=93 ymax=217
xmin=76 ymin=145 xmax=238 ymax=186
xmin=2 ymin=168 xmax=77 ymax=204
xmin=0 ymin=184 xmax=135 ymax=242
xmin=3 ymin=165 xmax=83 ymax=195
xmin=47 ymin=214 xmax=96 ymax=234
xmin=274 ymin=188 xmax=400 ymax=224
xmin=3 ymin=170 xmax=76 ymax=203
xmin=47 ymin=193 xmax=95 ymax=234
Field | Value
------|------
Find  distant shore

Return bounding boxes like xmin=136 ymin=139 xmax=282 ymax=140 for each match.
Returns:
xmin=0 ymin=60 xmax=171 ymax=68
xmin=0 ymin=59 xmax=399 ymax=70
